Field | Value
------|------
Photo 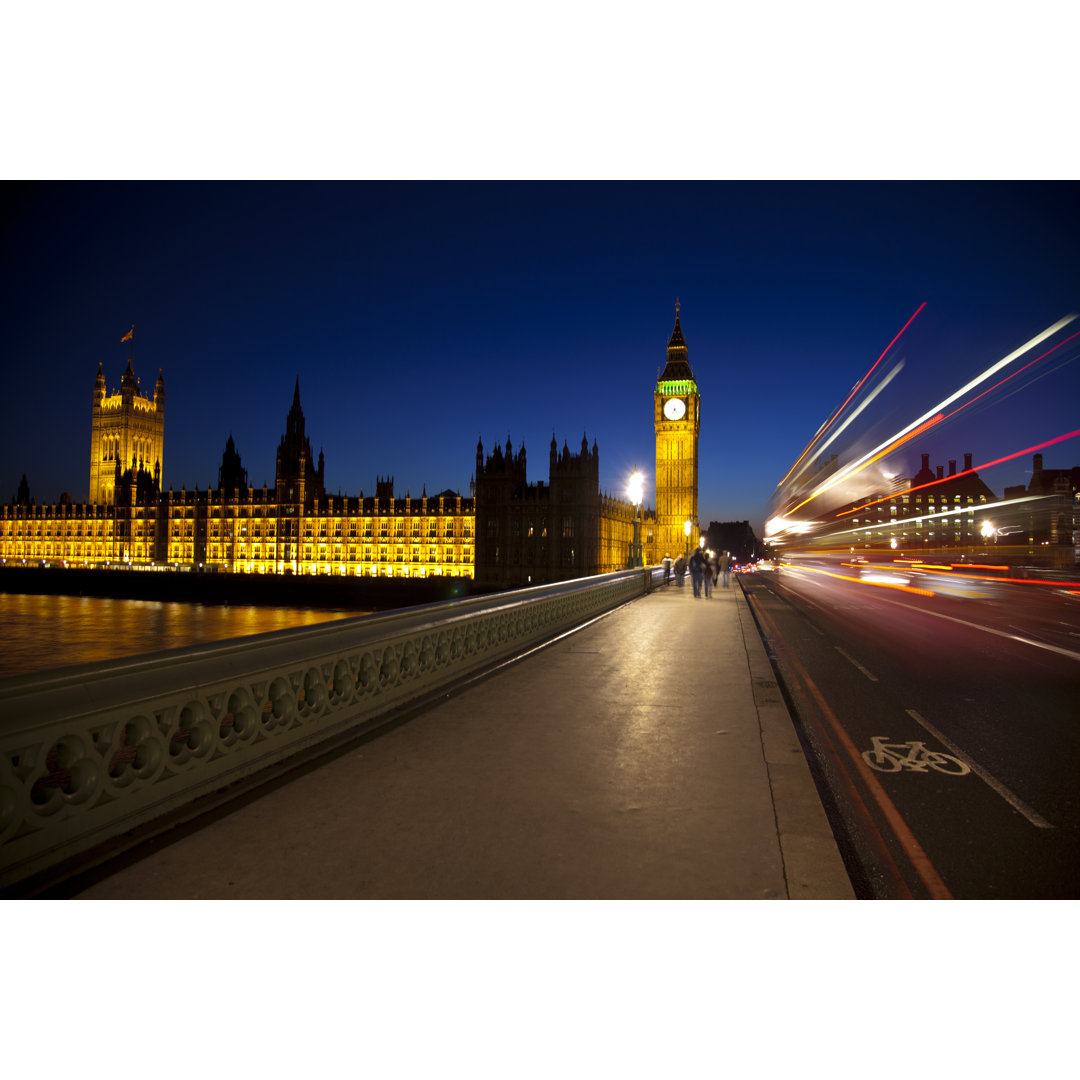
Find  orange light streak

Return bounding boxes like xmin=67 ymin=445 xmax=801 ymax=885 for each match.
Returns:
xmin=788 ymin=412 xmax=944 ymax=517
xmin=783 ymin=313 xmax=1077 ymax=523
xmin=787 ymin=562 xmax=935 ymax=596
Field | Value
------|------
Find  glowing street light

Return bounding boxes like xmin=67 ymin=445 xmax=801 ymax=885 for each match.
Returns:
xmin=627 ymin=467 xmax=644 ymax=567
xmin=684 ymin=518 xmax=692 ymax=560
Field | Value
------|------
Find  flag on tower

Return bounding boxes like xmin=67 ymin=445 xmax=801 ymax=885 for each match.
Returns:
xmin=121 ymin=326 xmax=134 ymax=343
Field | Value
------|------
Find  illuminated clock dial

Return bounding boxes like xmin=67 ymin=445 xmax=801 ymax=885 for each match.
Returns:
xmin=663 ymin=397 xmax=686 ymax=421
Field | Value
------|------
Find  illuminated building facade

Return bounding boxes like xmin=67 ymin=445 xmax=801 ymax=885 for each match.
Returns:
xmin=652 ymin=303 xmax=700 ymax=561
xmin=843 ymin=453 xmax=997 ymax=551
xmin=4 ymin=318 xmax=694 ymax=582
xmin=2 ymin=376 xmax=473 ymax=578
xmin=473 ymin=434 xmax=641 ymax=587
xmin=89 ymin=356 xmax=165 ymax=506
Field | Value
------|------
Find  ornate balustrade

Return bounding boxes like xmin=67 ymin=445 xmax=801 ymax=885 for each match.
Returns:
xmin=0 ymin=568 xmax=659 ymax=890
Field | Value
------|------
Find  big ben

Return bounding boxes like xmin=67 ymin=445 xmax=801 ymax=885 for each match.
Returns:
xmin=653 ymin=301 xmax=700 ymax=560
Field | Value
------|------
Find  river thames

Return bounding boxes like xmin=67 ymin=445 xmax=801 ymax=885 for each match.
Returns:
xmin=0 ymin=593 xmax=361 ymax=679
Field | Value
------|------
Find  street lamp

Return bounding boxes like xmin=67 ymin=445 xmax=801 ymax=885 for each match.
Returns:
xmin=627 ymin=467 xmax=644 ymax=567
xmin=684 ymin=519 xmax=692 ymax=560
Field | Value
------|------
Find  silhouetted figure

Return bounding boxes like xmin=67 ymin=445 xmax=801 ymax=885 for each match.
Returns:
xmin=689 ymin=547 xmax=705 ymax=598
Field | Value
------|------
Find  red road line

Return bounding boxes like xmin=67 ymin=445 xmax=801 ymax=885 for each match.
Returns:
xmin=749 ymin=592 xmax=953 ymax=900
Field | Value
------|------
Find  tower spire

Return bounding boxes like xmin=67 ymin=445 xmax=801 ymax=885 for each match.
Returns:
xmin=661 ymin=302 xmax=692 ymax=379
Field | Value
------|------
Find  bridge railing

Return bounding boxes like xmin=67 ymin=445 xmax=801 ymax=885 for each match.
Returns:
xmin=0 ymin=567 xmax=661 ymax=890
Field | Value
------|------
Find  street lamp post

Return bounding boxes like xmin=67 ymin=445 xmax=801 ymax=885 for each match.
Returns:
xmin=627 ymin=468 xmax=644 ymax=568
xmin=684 ymin=519 xmax=692 ymax=560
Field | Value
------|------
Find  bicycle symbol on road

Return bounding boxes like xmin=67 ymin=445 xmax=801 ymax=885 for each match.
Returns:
xmin=862 ymin=736 xmax=970 ymax=775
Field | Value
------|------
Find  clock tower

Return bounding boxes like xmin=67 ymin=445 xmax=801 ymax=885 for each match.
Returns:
xmin=653 ymin=302 xmax=700 ymax=561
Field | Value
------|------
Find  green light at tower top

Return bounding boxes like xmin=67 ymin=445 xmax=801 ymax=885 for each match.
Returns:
xmin=657 ymin=378 xmax=697 ymax=397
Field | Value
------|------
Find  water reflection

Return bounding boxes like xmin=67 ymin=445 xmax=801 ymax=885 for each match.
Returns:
xmin=0 ymin=594 xmax=360 ymax=679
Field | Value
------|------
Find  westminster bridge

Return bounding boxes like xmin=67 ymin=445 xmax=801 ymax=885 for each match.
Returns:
xmin=0 ymin=568 xmax=851 ymax=899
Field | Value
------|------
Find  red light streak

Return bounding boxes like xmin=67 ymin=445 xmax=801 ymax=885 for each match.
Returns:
xmin=836 ymin=429 xmax=1080 ymax=518
xmin=940 ymin=328 xmax=1080 ymax=425
xmin=902 ymin=564 xmax=1080 ymax=587
xmin=777 ymin=302 xmax=926 ymax=488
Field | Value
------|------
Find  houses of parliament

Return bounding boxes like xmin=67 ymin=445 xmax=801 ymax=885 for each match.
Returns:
xmin=0 ymin=310 xmax=709 ymax=586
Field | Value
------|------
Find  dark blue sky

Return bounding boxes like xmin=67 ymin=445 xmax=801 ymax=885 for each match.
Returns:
xmin=2 ymin=181 xmax=1078 ymax=533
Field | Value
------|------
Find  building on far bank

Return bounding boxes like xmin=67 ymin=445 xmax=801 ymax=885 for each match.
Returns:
xmin=3 ymin=376 xmax=474 ymax=578
xmin=703 ymin=521 xmax=760 ymax=565
xmin=472 ymin=433 xmax=642 ymax=588
xmin=1003 ymin=453 xmax=1080 ymax=554
xmin=836 ymin=452 xmax=998 ymax=552
xmin=88 ymin=348 xmax=165 ymax=506
xmin=3 ymin=310 xmax=717 ymax=584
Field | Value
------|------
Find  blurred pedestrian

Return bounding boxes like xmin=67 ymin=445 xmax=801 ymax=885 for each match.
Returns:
xmin=674 ymin=554 xmax=686 ymax=587
xmin=662 ymin=552 xmax=673 ymax=584
xmin=689 ymin=547 xmax=705 ymax=597
xmin=719 ymin=550 xmax=732 ymax=588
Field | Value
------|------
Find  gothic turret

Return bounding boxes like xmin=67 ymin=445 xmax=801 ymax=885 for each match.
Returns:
xmin=275 ymin=378 xmax=325 ymax=505
xmin=219 ymin=434 xmax=248 ymax=494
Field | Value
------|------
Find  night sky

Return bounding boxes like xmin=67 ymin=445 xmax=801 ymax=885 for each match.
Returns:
xmin=2 ymin=181 xmax=1078 ymax=534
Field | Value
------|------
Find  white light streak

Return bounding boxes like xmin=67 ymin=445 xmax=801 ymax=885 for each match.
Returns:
xmin=784 ymin=313 xmax=1078 ymax=514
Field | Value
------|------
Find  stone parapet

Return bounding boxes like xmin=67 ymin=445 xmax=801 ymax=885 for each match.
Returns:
xmin=0 ymin=569 xmax=656 ymax=890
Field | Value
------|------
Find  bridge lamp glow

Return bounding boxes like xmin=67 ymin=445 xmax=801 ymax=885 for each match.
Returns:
xmin=981 ymin=520 xmax=995 ymax=539
xmin=627 ymin=468 xmax=645 ymax=568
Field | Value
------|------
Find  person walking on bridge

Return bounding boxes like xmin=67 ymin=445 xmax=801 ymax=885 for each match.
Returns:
xmin=719 ymin=550 xmax=732 ymax=588
xmin=689 ymin=546 xmax=705 ymax=598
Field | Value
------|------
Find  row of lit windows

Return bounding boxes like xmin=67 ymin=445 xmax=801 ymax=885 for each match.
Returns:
xmin=209 ymin=546 xmax=472 ymax=562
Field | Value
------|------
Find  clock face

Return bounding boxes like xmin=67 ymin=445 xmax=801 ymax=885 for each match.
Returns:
xmin=663 ymin=397 xmax=686 ymax=421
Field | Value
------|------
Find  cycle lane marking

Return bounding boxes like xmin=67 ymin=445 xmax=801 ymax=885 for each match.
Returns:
xmin=905 ymin=709 xmax=1054 ymax=829
xmin=834 ymin=646 xmax=879 ymax=682
xmin=747 ymin=591 xmax=949 ymax=898
xmin=862 ymin=736 xmax=969 ymax=773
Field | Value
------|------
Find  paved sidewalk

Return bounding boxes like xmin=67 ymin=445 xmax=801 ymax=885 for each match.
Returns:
xmin=74 ymin=577 xmax=855 ymax=899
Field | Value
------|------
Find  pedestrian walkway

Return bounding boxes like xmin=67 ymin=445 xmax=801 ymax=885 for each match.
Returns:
xmin=73 ymin=577 xmax=855 ymax=899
